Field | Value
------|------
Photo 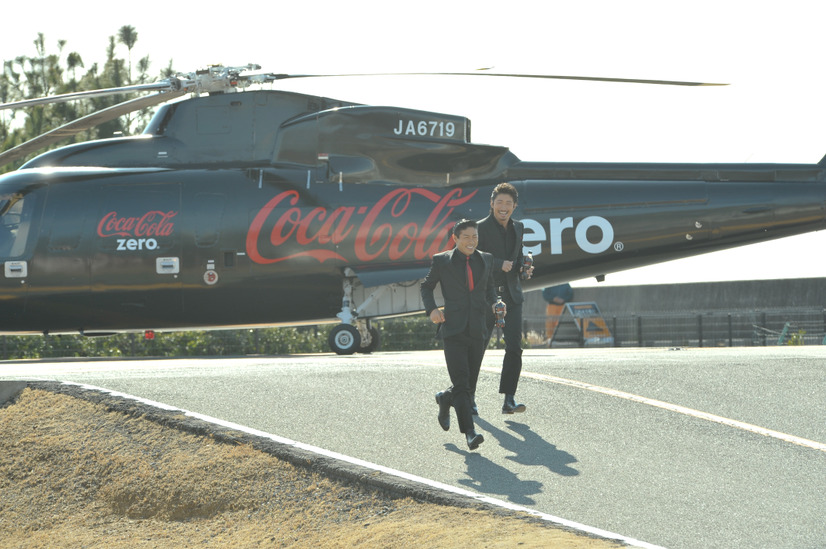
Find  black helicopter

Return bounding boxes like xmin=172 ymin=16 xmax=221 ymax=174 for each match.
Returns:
xmin=1 ymin=65 xmax=824 ymax=353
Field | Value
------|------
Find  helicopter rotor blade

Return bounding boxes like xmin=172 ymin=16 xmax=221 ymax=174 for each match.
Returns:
xmin=245 ymin=70 xmax=727 ymax=87
xmin=0 ymin=80 xmax=180 ymax=111
xmin=0 ymin=89 xmax=187 ymax=168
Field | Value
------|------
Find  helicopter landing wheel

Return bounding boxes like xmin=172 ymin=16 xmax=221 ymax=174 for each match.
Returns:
xmin=328 ymin=324 xmax=361 ymax=355
xmin=361 ymin=326 xmax=381 ymax=354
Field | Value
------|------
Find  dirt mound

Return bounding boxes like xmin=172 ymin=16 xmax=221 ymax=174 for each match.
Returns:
xmin=0 ymin=385 xmax=624 ymax=548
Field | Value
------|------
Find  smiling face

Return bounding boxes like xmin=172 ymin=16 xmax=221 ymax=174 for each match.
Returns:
xmin=491 ymin=192 xmax=517 ymax=227
xmin=453 ymin=226 xmax=478 ymax=256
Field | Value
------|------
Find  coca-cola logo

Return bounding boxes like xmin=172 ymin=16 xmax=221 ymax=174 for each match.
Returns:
xmin=97 ymin=210 xmax=178 ymax=238
xmin=246 ymin=187 xmax=477 ymax=265
xmin=97 ymin=210 xmax=178 ymax=251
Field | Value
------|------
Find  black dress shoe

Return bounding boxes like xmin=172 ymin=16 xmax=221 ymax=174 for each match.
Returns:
xmin=466 ymin=430 xmax=484 ymax=450
xmin=435 ymin=391 xmax=450 ymax=431
xmin=502 ymin=394 xmax=526 ymax=414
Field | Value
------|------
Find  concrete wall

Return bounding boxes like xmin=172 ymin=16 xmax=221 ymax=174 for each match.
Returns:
xmin=524 ymin=277 xmax=826 ymax=317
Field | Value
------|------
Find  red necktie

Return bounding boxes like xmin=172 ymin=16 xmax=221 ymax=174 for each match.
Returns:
xmin=466 ymin=256 xmax=474 ymax=291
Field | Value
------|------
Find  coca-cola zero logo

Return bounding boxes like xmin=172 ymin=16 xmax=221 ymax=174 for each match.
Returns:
xmin=97 ymin=210 xmax=178 ymax=251
xmin=246 ymin=187 xmax=477 ymax=264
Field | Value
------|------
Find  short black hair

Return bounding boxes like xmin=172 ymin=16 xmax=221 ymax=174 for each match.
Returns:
xmin=491 ymin=182 xmax=518 ymax=203
xmin=452 ymin=218 xmax=477 ymax=236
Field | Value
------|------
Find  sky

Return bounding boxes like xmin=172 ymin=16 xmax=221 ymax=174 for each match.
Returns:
xmin=2 ymin=0 xmax=825 ymax=287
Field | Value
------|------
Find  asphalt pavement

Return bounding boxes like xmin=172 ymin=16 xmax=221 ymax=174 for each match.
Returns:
xmin=3 ymin=346 xmax=825 ymax=548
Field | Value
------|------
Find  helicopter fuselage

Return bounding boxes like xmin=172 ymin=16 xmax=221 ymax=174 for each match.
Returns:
xmin=1 ymin=89 xmax=824 ymax=342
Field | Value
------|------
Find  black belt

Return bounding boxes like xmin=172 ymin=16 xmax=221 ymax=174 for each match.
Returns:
xmin=496 ymin=286 xmax=506 ymax=294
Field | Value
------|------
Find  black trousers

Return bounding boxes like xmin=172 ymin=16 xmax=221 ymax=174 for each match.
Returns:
xmin=486 ymin=287 xmax=524 ymax=395
xmin=442 ymin=330 xmax=485 ymax=433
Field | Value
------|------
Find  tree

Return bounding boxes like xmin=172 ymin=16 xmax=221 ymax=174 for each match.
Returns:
xmin=66 ymin=52 xmax=84 ymax=89
xmin=117 ymin=25 xmax=138 ymax=84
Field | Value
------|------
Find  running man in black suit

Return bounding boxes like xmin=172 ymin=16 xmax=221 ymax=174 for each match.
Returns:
xmin=421 ymin=219 xmax=499 ymax=450
xmin=477 ymin=182 xmax=534 ymax=414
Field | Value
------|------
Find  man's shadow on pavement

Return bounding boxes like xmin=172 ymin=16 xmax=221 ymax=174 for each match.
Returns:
xmin=476 ymin=417 xmax=580 ymax=477
xmin=445 ymin=443 xmax=542 ymax=505
xmin=443 ymin=414 xmax=579 ymax=505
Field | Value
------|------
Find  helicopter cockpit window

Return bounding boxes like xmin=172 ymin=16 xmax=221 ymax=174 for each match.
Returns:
xmin=0 ymin=192 xmax=36 ymax=258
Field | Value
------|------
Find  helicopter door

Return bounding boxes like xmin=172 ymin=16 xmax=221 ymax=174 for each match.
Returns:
xmin=180 ymin=190 xmax=238 ymax=323
xmin=18 ymin=184 xmax=93 ymax=333
xmin=90 ymin=183 xmax=182 ymax=328
xmin=0 ymin=188 xmax=41 ymax=325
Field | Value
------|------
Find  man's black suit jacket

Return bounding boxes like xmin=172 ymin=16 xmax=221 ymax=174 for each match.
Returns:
xmin=421 ymin=248 xmax=497 ymax=340
xmin=476 ymin=214 xmax=525 ymax=305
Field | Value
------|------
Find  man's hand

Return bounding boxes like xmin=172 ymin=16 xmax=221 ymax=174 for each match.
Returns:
xmin=430 ymin=308 xmax=445 ymax=324
xmin=501 ymin=260 xmax=513 ymax=273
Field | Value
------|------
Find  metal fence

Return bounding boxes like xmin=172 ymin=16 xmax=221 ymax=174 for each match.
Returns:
xmin=523 ymin=308 xmax=826 ymax=348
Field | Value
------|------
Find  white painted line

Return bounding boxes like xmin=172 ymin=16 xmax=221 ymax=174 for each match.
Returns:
xmin=57 ymin=381 xmax=664 ymax=549
xmin=490 ymin=368 xmax=826 ymax=453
